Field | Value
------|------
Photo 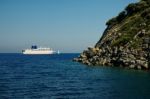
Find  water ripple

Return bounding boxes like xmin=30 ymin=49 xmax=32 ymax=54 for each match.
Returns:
xmin=0 ymin=54 xmax=150 ymax=99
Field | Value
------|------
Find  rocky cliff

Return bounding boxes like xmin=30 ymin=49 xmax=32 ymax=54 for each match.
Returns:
xmin=74 ymin=0 xmax=150 ymax=70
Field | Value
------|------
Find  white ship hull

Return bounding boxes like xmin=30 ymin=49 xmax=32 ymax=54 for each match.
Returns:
xmin=23 ymin=50 xmax=55 ymax=55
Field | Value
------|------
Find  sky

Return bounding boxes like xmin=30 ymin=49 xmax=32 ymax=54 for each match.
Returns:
xmin=0 ymin=0 xmax=137 ymax=53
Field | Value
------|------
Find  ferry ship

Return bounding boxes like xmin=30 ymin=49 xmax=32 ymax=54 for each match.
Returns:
xmin=22 ymin=45 xmax=55 ymax=55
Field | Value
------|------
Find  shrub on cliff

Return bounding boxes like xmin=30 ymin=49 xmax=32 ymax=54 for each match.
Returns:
xmin=106 ymin=0 xmax=149 ymax=27
xmin=125 ymin=3 xmax=137 ymax=15
xmin=106 ymin=17 xmax=117 ymax=26
xmin=125 ymin=1 xmax=148 ymax=15
xmin=141 ymin=8 xmax=150 ymax=19
xmin=142 ymin=0 xmax=150 ymax=5
xmin=112 ymin=36 xmax=132 ymax=46
xmin=116 ymin=11 xmax=127 ymax=22
xmin=106 ymin=11 xmax=127 ymax=26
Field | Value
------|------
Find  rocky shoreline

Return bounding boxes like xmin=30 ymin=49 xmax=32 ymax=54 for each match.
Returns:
xmin=74 ymin=46 xmax=149 ymax=70
xmin=74 ymin=0 xmax=150 ymax=70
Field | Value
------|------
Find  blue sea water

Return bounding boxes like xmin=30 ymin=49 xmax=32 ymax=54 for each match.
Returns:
xmin=0 ymin=53 xmax=150 ymax=99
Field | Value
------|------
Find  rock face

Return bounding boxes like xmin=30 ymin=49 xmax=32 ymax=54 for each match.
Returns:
xmin=74 ymin=0 xmax=150 ymax=70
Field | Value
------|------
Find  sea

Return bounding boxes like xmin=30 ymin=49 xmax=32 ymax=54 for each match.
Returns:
xmin=0 ymin=53 xmax=150 ymax=99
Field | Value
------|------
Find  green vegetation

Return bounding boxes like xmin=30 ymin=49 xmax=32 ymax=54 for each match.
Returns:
xmin=108 ymin=0 xmax=150 ymax=48
xmin=106 ymin=0 xmax=149 ymax=27
xmin=112 ymin=36 xmax=132 ymax=46
xmin=141 ymin=8 xmax=150 ymax=19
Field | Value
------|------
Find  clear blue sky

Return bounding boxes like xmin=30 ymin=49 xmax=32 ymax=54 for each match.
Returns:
xmin=0 ymin=0 xmax=137 ymax=53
